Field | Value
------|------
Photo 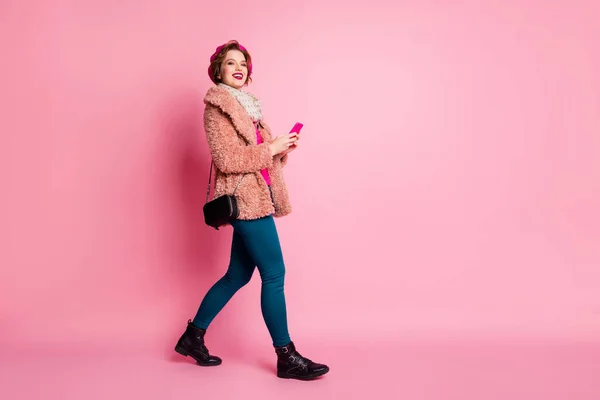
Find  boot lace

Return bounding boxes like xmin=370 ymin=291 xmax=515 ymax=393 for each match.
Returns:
xmin=195 ymin=335 xmax=210 ymax=355
xmin=289 ymin=351 xmax=311 ymax=370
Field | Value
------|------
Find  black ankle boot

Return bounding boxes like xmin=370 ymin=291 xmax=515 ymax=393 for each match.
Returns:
xmin=174 ymin=320 xmax=222 ymax=366
xmin=275 ymin=341 xmax=329 ymax=380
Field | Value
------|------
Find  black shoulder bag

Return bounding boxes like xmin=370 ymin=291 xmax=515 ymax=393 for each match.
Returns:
xmin=202 ymin=162 xmax=245 ymax=230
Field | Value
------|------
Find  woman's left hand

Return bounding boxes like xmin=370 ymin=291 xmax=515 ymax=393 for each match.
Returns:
xmin=280 ymin=142 xmax=298 ymax=156
xmin=280 ymin=134 xmax=299 ymax=156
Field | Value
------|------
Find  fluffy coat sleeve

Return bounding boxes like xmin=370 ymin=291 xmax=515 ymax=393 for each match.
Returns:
xmin=204 ymin=105 xmax=273 ymax=174
xmin=279 ymin=153 xmax=289 ymax=166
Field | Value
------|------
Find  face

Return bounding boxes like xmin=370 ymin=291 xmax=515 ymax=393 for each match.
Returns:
xmin=217 ymin=49 xmax=249 ymax=89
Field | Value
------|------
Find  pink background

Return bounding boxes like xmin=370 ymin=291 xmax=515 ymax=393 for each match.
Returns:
xmin=1 ymin=0 xmax=599 ymax=398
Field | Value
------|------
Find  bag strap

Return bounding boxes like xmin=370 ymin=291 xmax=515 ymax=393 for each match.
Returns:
xmin=205 ymin=161 xmax=245 ymax=203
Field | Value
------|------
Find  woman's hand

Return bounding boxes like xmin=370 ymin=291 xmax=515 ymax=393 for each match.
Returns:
xmin=279 ymin=139 xmax=299 ymax=156
xmin=269 ymin=133 xmax=299 ymax=156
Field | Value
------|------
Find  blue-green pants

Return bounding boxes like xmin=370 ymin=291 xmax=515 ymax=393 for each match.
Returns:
xmin=192 ymin=215 xmax=291 ymax=347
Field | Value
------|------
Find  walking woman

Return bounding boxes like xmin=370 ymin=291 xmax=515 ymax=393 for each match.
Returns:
xmin=174 ymin=40 xmax=329 ymax=381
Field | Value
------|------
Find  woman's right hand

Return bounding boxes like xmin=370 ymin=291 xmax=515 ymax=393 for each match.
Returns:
xmin=269 ymin=133 xmax=299 ymax=156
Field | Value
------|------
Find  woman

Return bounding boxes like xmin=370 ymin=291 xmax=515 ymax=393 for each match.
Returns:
xmin=174 ymin=40 xmax=329 ymax=381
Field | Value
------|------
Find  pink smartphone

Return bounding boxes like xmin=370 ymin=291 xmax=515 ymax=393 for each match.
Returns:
xmin=289 ymin=122 xmax=303 ymax=135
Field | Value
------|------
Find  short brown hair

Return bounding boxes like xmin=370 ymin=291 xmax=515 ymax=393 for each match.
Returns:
xmin=208 ymin=40 xmax=253 ymax=85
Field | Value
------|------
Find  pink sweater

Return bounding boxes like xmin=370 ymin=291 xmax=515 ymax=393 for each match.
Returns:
xmin=255 ymin=123 xmax=271 ymax=186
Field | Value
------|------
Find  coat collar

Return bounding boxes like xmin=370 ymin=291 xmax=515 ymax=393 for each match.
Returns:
xmin=204 ymin=85 xmax=260 ymax=145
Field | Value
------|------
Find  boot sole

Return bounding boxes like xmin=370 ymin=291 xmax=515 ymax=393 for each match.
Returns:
xmin=277 ymin=367 xmax=330 ymax=381
xmin=174 ymin=344 xmax=222 ymax=366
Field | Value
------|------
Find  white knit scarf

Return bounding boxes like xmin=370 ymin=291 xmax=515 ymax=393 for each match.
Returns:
xmin=218 ymin=83 xmax=263 ymax=122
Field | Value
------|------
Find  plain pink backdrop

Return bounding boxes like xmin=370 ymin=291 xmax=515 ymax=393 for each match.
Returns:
xmin=2 ymin=0 xmax=599 ymax=358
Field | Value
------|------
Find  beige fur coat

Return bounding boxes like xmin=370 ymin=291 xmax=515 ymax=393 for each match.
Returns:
xmin=203 ymin=85 xmax=292 ymax=221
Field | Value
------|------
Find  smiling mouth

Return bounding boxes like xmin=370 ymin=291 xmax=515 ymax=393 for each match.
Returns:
xmin=232 ymin=73 xmax=244 ymax=80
